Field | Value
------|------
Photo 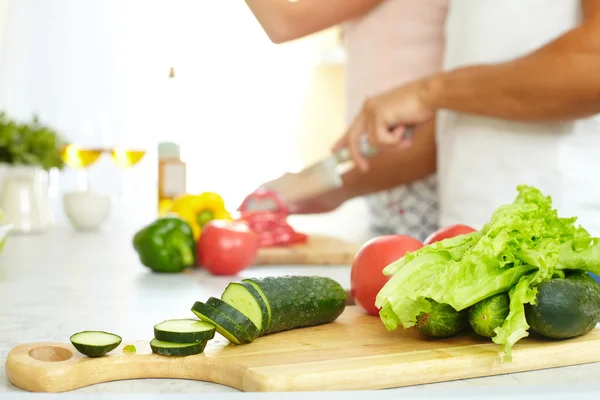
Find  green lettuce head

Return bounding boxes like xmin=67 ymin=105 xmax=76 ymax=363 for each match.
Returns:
xmin=376 ymin=185 xmax=600 ymax=361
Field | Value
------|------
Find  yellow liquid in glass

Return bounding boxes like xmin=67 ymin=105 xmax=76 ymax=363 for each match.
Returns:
xmin=60 ymin=145 xmax=103 ymax=168
xmin=111 ymin=149 xmax=146 ymax=168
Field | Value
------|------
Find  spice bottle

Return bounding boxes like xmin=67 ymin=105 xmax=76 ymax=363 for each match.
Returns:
xmin=158 ymin=141 xmax=186 ymax=215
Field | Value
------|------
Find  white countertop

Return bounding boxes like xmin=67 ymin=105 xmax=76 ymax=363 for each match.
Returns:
xmin=2 ymin=213 xmax=600 ymax=399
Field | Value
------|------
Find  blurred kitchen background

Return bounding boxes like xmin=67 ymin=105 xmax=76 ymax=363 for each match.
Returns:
xmin=0 ymin=0 xmax=370 ymax=242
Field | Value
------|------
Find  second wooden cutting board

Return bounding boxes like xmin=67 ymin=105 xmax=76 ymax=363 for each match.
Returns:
xmin=252 ymin=234 xmax=361 ymax=265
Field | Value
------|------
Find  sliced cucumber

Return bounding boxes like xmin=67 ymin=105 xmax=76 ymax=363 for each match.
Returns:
xmin=150 ymin=338 xmax=207 ymax=356
xmin=205 ymin=297 xmax=260 ymax=341
xmin=243 ymin=276 xmax=347 ymax=335
xmin=191 ymin=299 xmax=258 ymax=344
xmin=243 ymin=279 xmax=272 ymax=327
xmin=221 ymin=281 xmax=270 ymax=335
xmin=154 ymin=319 xmax=216 ymax=343
xmin=70 ymin=331 xmax=122 ymax=357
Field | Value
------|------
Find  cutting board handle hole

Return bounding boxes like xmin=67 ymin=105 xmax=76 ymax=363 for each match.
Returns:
xmin=28 ymin=346 xmax=73 ymax=362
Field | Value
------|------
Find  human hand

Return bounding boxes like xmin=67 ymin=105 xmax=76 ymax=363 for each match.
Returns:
xmin=333 ymin=79 xmax=436 ymax=171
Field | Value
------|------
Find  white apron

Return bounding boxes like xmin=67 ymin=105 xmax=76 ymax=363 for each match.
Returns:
xmin=437 ymin=0 xmax=600 ymax=236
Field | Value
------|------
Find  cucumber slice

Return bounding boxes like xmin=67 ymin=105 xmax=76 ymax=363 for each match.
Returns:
xmin=222 ymin=282 xmax=270 ymax=335
xmin=243 ymin=276 xmax=347 ymax=335
xmin=150 ymin=338 xmax=207 ymax=356
xmin=243 ymin=279 xmax=272 ymax=329
xmin=206 ymin=297 xmax=260 ymax=341
xmin=70 ymin=331 xmax=122 ymax=357
xmin=191 ymin=299 xmax=258 ymax=344
xmin=154 ymin=319 xmax=216 ymax=343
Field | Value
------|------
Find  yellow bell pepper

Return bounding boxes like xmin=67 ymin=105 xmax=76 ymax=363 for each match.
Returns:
xmin=167 ymin=192 xmax=232 ymax=240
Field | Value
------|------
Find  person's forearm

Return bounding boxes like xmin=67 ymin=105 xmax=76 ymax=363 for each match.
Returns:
xmin=340 ymin=121 xmax=437 ymax=199
xmin=244 ymin=0 xmax=382 ymax=43
xmin=421 ymin=24 xmax=600 ymax=122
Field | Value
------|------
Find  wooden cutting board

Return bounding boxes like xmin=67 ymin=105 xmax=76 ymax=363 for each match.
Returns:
xmin=252 ymin=234 xmax=361 ymax=265
xmin=6 ymin=306 xmax=600 ymax=393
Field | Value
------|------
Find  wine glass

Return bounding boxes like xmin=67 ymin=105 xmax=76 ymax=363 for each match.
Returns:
xmin=59 ymin=116 xmax=106 ymax=192
xmin=110 ymin=148 xmax=146 ymax=169
xmin=108 ymin=115 xmax=148 ymax=208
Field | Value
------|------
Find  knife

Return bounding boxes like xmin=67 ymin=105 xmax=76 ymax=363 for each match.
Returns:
xmin=242 ymin=127 xmax=413 ymax=212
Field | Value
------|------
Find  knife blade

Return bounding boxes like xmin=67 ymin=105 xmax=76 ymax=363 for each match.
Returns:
xmin=259 ymin=137 xmax=375 ymax=206
xmin=242 ymin=127 xmax=414 ymax=212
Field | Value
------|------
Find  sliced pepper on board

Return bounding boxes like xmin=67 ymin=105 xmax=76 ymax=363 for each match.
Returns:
xmin=237 ymin=188 xmax=308 ymax=248
xmin=238 ymin=210 xmax=308 ymax=248
xmin=133 ymin=216 xmax=196 ymax=273
xmin=168 ymin=192 xmax=232 ymax=240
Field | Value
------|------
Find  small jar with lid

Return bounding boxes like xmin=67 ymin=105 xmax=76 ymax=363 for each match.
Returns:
xmin=158 ymin=142 xmax=186 ymax=215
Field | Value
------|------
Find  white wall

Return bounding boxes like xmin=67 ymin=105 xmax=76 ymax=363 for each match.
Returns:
xmin=0 ymin=0 xmax=324 ymax=226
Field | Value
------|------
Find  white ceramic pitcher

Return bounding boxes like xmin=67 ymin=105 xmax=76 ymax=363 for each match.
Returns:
xmin=0 ymin=164 xmax=53 ymax=233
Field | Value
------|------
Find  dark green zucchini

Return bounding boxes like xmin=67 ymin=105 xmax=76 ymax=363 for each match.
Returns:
xmin=153 ymin=319 xmax=216 ymax=343
xmin=415 ymin=299 xmax=468 ymax=338
xmin=191 ymin=298 xmax=259 ymax=344
xmin=242 ymin=275 xmax=347 ymax=335
xmin=221 ymin=281 xmax=270 ymax=335
xmin=150 ymin=338 xmax=207 ymax=356
xmin=525 ymin=272 xmax=600 ymax=339
xmin=468 ymin=293 xmax=510 ymax=338
xmin=70 ymin=331 xmax=122 ymax=357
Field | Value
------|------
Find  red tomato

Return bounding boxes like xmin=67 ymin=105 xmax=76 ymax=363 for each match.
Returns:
xmin=351 ymin=235 xmax=423 ymax=316
xmin=197 ymin=220 xmax=259 ymax=276
xmin=423 ymin=224 xmax=477 ymax=245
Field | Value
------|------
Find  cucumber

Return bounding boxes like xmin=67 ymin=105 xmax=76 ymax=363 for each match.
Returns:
xmin=150 ymin=338 xmax=207 ymax=356
xmin=525 ymin=273 xmax=600 ymax=339
xmin=415 ymin=299 xmax=468 ymax=338
xmin=242 ymin=276 xmax=347 ymax=334
xmin=242 ymin=279 xmax=272 ymax=324
xmin=566 ymin=270 xmax=599 ymax=285
xmin=70 ymin=331 xmax=122 ymax=357
xmin=191 ymin=299 xmax=258 ymax=344
xmin=468 ymin=293 xmax=510 ymax=338
xmin=154 ymin=319 xmax=216 ymax=343
xmin=222 ymin=281 xmax=270 ymax=335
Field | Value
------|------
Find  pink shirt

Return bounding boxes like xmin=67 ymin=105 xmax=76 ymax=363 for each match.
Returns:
xmin=342 ymin=0 xmax=448 ymax=241
xmin=344 ymin=0 xmax=448 ymax=120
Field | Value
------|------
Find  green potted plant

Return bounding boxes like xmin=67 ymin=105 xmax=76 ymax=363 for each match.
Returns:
xmin=0 ymin=111 xmax=66 ymax=233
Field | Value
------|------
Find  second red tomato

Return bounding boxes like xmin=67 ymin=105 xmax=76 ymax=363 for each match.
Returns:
xmin=196 ymin=220 xmax=259 ymax=276
xmin=350 ymin=235 xmax=423 ymax=316
xmin=423 ymin=224 xmax=477 ymax=245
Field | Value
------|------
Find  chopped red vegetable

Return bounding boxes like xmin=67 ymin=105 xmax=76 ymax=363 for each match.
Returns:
xmin=239 ymin=210 xmax=307 ymax=248
xmin=237 ymin=189 xmax=308 ymax=248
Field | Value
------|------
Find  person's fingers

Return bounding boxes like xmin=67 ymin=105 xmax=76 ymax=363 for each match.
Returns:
xmin=363 ymin=98 xmax=403 ymax=149
xmin=377 ymin=123 xmax=403 ymax=146
xmin=392 ymin=125 xmax=414 ymax=149
xmin=346 ymin=114 xmax=369 ymax=171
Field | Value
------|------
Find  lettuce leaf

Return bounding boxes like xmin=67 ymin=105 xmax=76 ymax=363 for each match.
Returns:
xmin=375 ymin=184 xmax=599 ymax=361
xmin=492 ymin=273 xmax=537 ymax=362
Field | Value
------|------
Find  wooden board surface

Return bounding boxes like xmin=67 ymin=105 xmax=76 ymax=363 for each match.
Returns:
xmin=253 ymin=234 xmax=361 ymax=265
xmin=6 ymin=307 xmax=600 ymax=393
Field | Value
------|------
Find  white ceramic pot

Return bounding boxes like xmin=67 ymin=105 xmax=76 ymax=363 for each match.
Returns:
xmin=0 ymin=164 xmax=53 ymax=233
xmin=63 ymin=190 xmax=111 ymax=231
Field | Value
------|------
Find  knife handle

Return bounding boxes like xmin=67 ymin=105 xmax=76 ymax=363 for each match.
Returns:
xmin=333 ymin=137 xmax=378 ymax=164
xmin=333 ymin=126 xmax=414 ymax=164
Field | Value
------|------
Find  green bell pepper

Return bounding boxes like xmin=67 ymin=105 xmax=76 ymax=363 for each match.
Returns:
xmin=133 ymin=216 xmax=195 ymax=273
